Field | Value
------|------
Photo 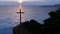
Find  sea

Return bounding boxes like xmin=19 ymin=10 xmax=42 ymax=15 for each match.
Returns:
xmin=0 ymin=6 xmax=58 ymax=34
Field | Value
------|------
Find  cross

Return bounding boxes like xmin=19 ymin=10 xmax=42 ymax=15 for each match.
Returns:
xmin=17 ymin=9 xmax=24 ymax=24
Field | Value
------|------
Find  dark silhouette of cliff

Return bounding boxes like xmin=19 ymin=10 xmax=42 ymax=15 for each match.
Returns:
xmin=13 ymin=8 xmax=60 ymax=34
xmin=13 ymin=19 xmax=42 ymax=34
xmin=43 ymin=8 xmax=60 ymax=34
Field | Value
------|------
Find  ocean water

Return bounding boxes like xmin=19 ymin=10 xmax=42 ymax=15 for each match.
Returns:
xmin=0 ymin=6 xmax=20 ymax=34
xmin=0 ymin=6 xmax=58 ymax=34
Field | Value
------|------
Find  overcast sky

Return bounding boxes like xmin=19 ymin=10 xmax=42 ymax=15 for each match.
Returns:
xmin=0 ymin=0 xmax=60 ymax=2
xmin=0 ymin=0 xmax=60 ymax=5
xmin=23 ymin=0 xmax=60 ymax=2
xmin=0 ymin=0 xmax=17 ymax=1
xmin=0 ymin=0 xmax=60 ymax=3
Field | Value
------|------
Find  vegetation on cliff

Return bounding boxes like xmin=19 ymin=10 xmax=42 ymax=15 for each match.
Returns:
xmin=13 ymin=8 xmax=60 ymax=34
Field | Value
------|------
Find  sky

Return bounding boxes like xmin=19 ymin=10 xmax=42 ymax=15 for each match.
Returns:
xmin=23 ymin=0 xmax=60 ymax=2
xmin=0 ymin=0 xmax=60 ymax=2
xmin=0 ymin=0 xmax=17 ymax=1
xmin=0 ymin=0 xmax=60 ymax=5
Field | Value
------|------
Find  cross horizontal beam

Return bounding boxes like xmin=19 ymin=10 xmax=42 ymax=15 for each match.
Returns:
xmin=17 ymin=12 xmax=24 ymax=14
xmin=17 ymin=9 xmax=24 ymax=24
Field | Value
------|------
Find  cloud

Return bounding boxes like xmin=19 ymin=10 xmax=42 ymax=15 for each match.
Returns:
xmin=23 ymin=0 xmax=60 ymax=2
xmin=23 ymin=0 xmax=46 ymax=2
xmin=0 ymin=0 xmax=17 ymax=1
xmin=0 ymin=1 xmax=19 ymax=6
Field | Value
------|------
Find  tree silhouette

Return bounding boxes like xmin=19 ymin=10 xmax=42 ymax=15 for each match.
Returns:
xmin=43 ymin=8 xmax=60 ymax=34
xmin=13 ymin=19 xmax=42 ymax=34
xmin=22 ymin=19 xmax=42 ymax=34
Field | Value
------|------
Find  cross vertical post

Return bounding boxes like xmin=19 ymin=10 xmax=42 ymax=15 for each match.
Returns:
xmin=20 ymin=9 xmax=22 ymax=24
xmin=17 ymin=8 xmax=24 ymax=24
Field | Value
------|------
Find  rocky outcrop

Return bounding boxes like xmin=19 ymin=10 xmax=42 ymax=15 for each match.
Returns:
xmin=13 ymin=20 xmax=42 ymax=34
xmin=13 ymin=24 xmax=32 ymax=34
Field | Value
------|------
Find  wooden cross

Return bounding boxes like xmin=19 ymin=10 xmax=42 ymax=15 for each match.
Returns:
xmin=17 ymin=9 xmax=24 ymax=24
